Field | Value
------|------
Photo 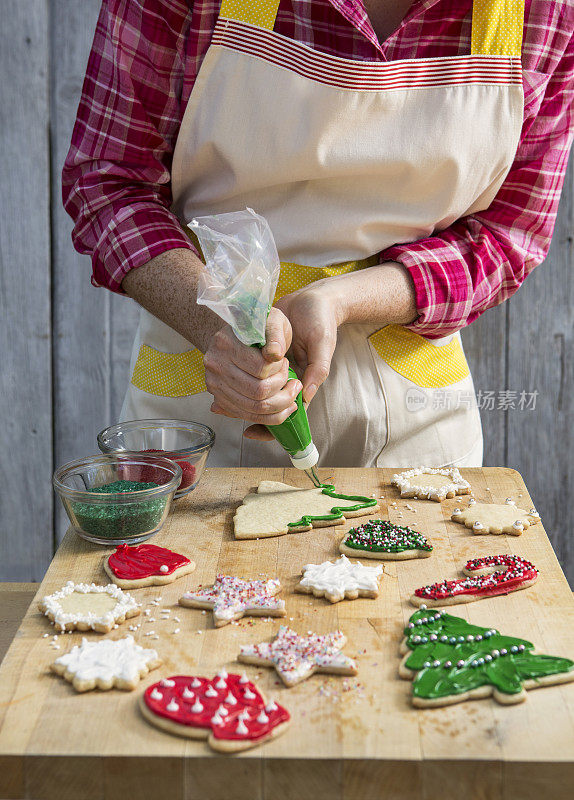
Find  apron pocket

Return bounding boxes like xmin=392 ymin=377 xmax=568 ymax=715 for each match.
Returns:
xmin=131 ymin=344 xmax=206 ymax=397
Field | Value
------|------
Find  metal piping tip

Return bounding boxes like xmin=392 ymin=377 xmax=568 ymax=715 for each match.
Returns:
xmin=305 ymin=466 xmax=323 ymax=488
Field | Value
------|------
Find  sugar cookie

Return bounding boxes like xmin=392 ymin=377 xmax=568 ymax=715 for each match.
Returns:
xmin=39 ymin=581 xmax=140 ymax=632
xmin=391 ymin=467 xmax=470 ymax=501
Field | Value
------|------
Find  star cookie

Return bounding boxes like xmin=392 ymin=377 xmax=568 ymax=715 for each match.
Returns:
xmin=340 ymin=519 xmax=433 ymax=560
xmin=179 ymin=575 xmax=286 ymax=627
xmin=410 ymin=554 xmax=539 ymax=607
xmin=451 ymin=498 xmax=540 ymax=535
xmin=51 ymin=635 xmax=161 ymax=692
xmin=391 ymin=467 xmax=471 ymax=502
xmin=238 ymin=625 xmax=358 ymax=686
xmin=140 ymin=672 xmax=290 ymax=752
xmin=296 ymin=554 xmax=383 ymax=604
xmin=233 ymin=480 xmax=379 ymax=539
xmin=39 ymin=581 xmax=140 ymax=633
xmin=104 ymin=543 xmax=196 ymax=589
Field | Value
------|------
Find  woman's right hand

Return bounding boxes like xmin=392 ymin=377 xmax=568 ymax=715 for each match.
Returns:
xmin=203 ymin=307 xmax=302 ymax=429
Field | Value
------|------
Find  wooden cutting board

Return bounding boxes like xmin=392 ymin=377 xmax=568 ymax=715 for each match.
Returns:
xmin=0 ymin=467 xmax=573 ymax=800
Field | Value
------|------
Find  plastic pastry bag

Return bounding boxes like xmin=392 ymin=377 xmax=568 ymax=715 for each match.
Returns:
xmin=189 ymin=208 xmax=281 ymax=347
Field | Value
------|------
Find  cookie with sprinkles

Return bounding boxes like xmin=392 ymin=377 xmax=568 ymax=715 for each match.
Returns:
xmin=238 ymin=625 xmax=358 ymax=687
xmin=410 ymin=554 xmax=539 ymax=607
xmin=391 ymin=467 xmax=471 ymax=502
xmin=340 ymin=520 xmax=433 ymax=560
xmin=178 ymin=575 xmax=286 ymax=627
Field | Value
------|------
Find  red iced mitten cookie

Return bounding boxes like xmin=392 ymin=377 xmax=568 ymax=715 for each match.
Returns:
xmin=140 ymin=672 xmax=290 ymax=752
xmin=104 ymin=543 xmax=196 ymax=589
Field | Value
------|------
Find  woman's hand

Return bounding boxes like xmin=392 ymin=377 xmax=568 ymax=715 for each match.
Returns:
xmin=204 ymin=307 xmax=302 ymax=428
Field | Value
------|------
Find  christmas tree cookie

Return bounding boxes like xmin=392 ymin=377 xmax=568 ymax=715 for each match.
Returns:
xmin=399 ymin=607 xmax=574 ymax=707
xmin=233 ymin=481 xmax=379 ymax=539
xmin=410 ymin=554 xmax=538 ymax=607
xmin=340 ymin=520 xmax=433 ymax=560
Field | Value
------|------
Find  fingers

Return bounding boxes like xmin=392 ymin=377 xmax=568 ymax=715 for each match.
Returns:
xmin=261 ymin=307 xmax=292 ymax=363
xmin=243 ymin=424 xmax=276 ymax=441
xmin=301 ymin=337 xmax=334 ymax=404
xmin=205 ymin=355 xmax=291 ymax=401
xmin=207 ymin=373 xmax=301 ymax=424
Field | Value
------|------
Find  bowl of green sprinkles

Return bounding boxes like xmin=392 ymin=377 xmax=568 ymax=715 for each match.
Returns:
xmin=53 ymin=454 xmax=182 ymax=546
xmin=97 ymin=419 xmax=215 ymax=499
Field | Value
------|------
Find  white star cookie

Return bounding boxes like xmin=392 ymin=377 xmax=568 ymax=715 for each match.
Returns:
xmin=296 ymin=554 xmax=383 ymax=604
xmin=50 ymin=635 xmax=161 ymax=692
xmin=179 ymin=575 xmax=286 ymax=627
xmin=451 ymin=498 xmax=540 ymax=535
xmin=391 ymin=467 xmax=471 ymax=502
xmin=39 ymin=581 xmax=140 ymax=633
xmin=238 ymin=625 xmax=358 ymax=687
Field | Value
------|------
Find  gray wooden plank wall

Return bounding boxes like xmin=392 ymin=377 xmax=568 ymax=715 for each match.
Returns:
xmin=1 ymin=0 xmax=572 ymax=584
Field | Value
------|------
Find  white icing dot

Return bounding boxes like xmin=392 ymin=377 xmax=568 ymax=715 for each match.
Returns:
xmin=238 ymin=709 xmax=250 ymax=721
xmin=191 ymin=678 xmax=202 ymax=688
xmin=225 ymin=692 xmax=237 ymax=705
xmin=257 ymin=710 xmax=269 ymax=724
xmin=217 ymin=704 xmax=229 ymax=717
xmin=191 ymin=699 xmax=204 ymax=714
xmin=239 ymin=673 xmax=249 ymax=684
xmin=182 ymin=687 xmax=194 ymax=700
xmin=236 ymin=719 xmax=249 ymax=736
xmin=215 ymin=677 xmax=227 ymax=690
xmin=150 ymin=688 xmax=163 ymax=701
xmin=218 ymin=669 xmax=228 ymax=679
xmin=513 ymin=521 xmax=524 ymax=529
xmin=205 ymin=685 xmax=218 ymax=698
xmin=166 ymin=699 xmax=179 ymax=712
xmin=160 ymin=678 xmax=175 ymax=687
xmin=473 ymin=521 xmax=484 ymax=529
xmin=159 ymin=565 xmax=169 ymax=573
xmin=265 ymin=700 xmax=278 ymax=712
xmin=211 ymin=713 xmax=223 ymax=725
xmin=243 ymin=687 xmax=256 ymax=700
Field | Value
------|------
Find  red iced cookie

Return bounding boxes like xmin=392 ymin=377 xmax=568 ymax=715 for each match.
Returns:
xmin=104 ymin=543 xmax=196 ymax=588
xmin=140 ymin=672 xmax=290 ymax=752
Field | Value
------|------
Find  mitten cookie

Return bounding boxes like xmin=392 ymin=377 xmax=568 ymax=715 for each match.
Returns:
xmin=140 ymin=672 xmax=290 ymax=752
xmin=104 ymin=543 xmax=196 ymax=588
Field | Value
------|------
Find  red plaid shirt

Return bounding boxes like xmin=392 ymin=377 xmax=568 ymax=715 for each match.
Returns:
xmin=62 ymin=0 xmax=574 ymax=337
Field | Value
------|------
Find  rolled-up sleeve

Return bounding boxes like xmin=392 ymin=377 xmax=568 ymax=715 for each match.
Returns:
xmin=62 ymin=0 xmax=197 ymax=293
xmin=380 ymin=35 xmax=574 ymax=338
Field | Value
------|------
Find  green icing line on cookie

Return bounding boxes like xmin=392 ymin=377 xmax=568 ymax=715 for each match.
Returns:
xmin=403 ymin=609 xmax=574 ymax=700
xmin=286 ymin=484 xmax=378 ymax=528
xmin=344 ymin=520 xmax=432 ymax=553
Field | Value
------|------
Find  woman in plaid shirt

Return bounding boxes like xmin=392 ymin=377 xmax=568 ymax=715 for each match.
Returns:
xmin=63 ymin=0 xmax=573 ymax=468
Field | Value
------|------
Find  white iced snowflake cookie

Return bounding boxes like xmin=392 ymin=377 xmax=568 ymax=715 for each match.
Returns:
xmin=391 ymin=467 xmax=471 ymax=502
xmin=39 ymin=581 xmax=140 ymax=632
xmin=296 ymin=554 xmax=383 ymax=604
xmin=50 ymin=635 xmax=161 ymax=692
xmin=451 ymin=499 xmax=540 ymax=536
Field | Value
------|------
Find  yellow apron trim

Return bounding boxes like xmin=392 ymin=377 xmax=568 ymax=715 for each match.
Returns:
xmin=471 ymin=0 xmax=524 ymax=57
xmin=219 ymin=0 xmax=281 ymax=30
xmin=131 ymin=344 xmax=206 ymax=397
xmin=274 ymin=255 xmax=380 ymax=301
xmin=369 ymin=325 xmax=470 ymax=389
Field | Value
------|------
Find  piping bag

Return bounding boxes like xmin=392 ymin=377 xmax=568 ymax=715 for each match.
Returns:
xmin=188 ymin=208 xmax=321 ymax=487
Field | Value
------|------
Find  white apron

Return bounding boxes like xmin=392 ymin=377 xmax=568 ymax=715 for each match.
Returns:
xmin=121 ymin=0 xmax=525 ymax=469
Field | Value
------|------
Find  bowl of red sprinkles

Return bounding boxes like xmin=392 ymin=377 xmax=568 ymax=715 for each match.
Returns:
xmin=97 ymin=419 xmax=215 ymax=498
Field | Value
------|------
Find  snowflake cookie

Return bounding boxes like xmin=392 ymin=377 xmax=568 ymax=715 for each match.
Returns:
xmin=296 ymin=554 xmax=383 ymax=604
xmin=51 ymin=635 xmax=161 ymax=692
xmin=451 ymin=499 xmax=540 ymax=535
xmin=410 ymin=554 xmax=539 ymax=607
xmin=391 ymin=467 xmax=471 ymax=502
xmin=179 ymin=575 xmax=286 ymax=627
xmin=39 ymin=581 xmax=140 ymax=633
xmin=140 ymin=672 xmax=290 ymax=752
xmin=238 ymin=625 xmax=358 ymax=686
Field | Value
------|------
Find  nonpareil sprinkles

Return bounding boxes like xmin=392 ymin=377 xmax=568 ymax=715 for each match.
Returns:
xmin=344 ymin=520 xmax=432 ymax=553
xmin=70 ymin=480 xmax=166 ymax=539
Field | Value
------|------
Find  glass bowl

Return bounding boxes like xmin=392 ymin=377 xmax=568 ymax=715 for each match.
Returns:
xmin=97 ymin=419 xmax=215 ymax=499
xmin=53 ymin=453 xmax=181 ymax=545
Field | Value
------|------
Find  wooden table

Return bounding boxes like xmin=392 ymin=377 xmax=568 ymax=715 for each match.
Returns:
xmin=1 ymin=467 xmax=573 ymax=800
